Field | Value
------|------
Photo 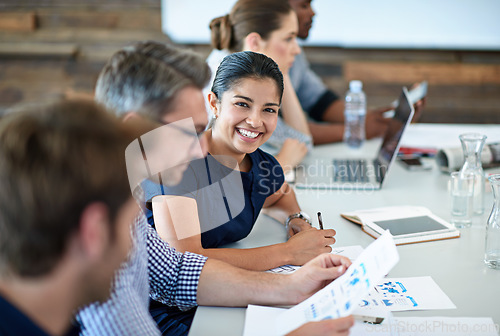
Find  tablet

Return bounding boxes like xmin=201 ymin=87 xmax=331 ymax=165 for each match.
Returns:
xmin=362 ymin=213 xmax=460 ymax=245
xmin=372 ymin=215 xmax=449 ymax=237
xmin=384 ymin=81 xmax=428 ymax=118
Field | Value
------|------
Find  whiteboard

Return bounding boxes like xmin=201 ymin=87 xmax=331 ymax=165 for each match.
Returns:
xmin=162 ymin=0 xmax=500 ymax=50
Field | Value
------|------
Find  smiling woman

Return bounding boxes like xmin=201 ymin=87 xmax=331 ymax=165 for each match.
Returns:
xmin=142 ymin=49 xmax=336 ymax=336
xmin=208 ymin=54 xmax=282 ymax=167
xmin=145 ymin=51 xmax=335 ymax=270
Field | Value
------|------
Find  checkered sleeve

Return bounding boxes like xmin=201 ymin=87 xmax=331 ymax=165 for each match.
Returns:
xmin=146 ymin=223 xmax=207 ymax=310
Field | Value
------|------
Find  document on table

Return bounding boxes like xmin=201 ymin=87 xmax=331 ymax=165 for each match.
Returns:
xmin=350 ymin=316 xmax=499 ymax=336
xmin=275 ymin=231 xmax=399 ymax=335
xmin=267 ymin=245 xmax=364 ymax=275
xmin=244 ymin=306 xmax=498 ymax=336
xmin=355 ymin=276 xmax=456 ymax=312
xmin=243 ymin=305 xmax=285 ymax=336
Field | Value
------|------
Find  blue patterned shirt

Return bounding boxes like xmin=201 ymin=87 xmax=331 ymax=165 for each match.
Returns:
xmin=77 ymin=214 xmax=207 ymax=335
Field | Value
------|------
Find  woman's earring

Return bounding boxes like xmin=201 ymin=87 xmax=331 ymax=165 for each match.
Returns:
xmin=208 ymin=114 xmax=217 ymax=129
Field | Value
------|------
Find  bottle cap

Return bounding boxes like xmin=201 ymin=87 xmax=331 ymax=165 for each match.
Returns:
xmin=349 ymin=80 xmax=363 ymax=92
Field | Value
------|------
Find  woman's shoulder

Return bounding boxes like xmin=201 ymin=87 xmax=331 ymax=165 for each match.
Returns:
xmin=250 ymin=148 xmax=281 ymax=171
xmin=249 ymin=149 xmax=284 ymax=193
xmin=251 ymin=148 xmax=277 ymax=161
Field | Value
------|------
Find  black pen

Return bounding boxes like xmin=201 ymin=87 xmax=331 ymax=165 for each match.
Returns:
xmin=317 ymin=211 xmax=324 ymax=230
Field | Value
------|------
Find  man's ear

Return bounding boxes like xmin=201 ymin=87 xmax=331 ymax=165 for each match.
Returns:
xmin=78 ymin=202 xmax=110 ymax=260
xmin=244 ymin=32 xmax=264 ymax=52
xmin=208 ymin=92 xmax=220 ymax=118
xmin=122 ymin=111 xmax=141 ymax=123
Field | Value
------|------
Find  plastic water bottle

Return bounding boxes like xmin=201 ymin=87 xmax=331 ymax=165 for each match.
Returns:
xmin=343 ymin=80 xmax=366 ymax=148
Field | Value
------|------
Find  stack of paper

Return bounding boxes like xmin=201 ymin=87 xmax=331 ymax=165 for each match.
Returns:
xmin=275 ymin=231 xmax=399 ymax=335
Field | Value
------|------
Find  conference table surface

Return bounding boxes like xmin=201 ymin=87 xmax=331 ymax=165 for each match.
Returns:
xmin=188 ymin=126 xmax=500 ymax=336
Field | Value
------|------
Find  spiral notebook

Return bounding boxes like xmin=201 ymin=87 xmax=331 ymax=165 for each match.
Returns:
xmin=341 ymin=206 xmax=460 ymax=245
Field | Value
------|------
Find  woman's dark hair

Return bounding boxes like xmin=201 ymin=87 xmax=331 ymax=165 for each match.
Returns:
xmin=211 ymin=51 xmax=284 ymax=104
xmin=209 ymin=0 xmax=292 ymax=52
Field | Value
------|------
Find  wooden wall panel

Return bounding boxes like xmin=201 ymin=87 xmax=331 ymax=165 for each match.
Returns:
xmin=35 ymin=10 xmax=161 ymax=30
xmin=344 ymin=61 xmax=500 ymax=85
xmin=0 ymin=2 xmax=498 ymax=124
xmin=0 ymin=12 xmax=36 ymax=32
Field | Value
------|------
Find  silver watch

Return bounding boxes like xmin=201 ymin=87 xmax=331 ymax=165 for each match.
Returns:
xmin=284 ymin=211 xmax=312 ymax=228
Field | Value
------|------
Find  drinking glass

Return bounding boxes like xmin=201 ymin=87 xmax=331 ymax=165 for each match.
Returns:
xmin=459 ymin=133 xmax=487 ymax=215
xmin=449 ymin=171 xmax=474 ymax=228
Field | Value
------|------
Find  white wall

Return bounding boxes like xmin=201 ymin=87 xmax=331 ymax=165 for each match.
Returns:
xmin=162 ymin=0 xmax=500 ymax=50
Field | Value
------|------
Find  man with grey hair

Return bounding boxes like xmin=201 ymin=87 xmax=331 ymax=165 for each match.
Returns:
xmin=77 ymin=41 xmax=354 ymax=336
xmin=78 ymin=41 xmax=211 ymax=336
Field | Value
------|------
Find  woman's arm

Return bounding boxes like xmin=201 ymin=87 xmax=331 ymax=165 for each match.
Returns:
xmin=152 ymin=194 xmax=333 ymax=271
xmin=274 ymin=138 xmax=308 ymax=174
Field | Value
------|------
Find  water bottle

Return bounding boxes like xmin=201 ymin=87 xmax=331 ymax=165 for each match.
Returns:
xmin=343 ymin=80 xmax=366 ymax=148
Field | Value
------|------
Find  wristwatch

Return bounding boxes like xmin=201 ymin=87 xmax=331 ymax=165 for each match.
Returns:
xmin=284 ymin=211 xmax=312 ymax=228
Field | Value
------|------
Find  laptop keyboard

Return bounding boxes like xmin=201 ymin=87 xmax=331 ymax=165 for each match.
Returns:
xmin=332 ymin=159 xmax=370 ymax=182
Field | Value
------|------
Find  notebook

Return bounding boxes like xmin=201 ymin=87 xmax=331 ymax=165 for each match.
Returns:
xmin=294 ymin=87 xmax=415 ymax=190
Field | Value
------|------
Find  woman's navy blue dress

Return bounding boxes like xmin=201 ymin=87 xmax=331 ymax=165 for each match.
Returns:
xmin=142 ymin=149 xmax=284 ymax=336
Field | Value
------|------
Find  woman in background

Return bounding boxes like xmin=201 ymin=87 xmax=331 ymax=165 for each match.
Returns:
xmin=204 ymin=0 xmax=312 ymax=174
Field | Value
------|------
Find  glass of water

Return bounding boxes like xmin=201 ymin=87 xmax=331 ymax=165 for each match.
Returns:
xmin=449 ymin=171 xmax=474 ymax=228
xmin=485 ymin=174 xmax=500 ymax=269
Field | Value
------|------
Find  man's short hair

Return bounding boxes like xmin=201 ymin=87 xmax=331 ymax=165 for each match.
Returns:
xmin=95 ymin=41 xmax=211 ymax=120
xmin=0 ymin=99 xmax=133 ymax=277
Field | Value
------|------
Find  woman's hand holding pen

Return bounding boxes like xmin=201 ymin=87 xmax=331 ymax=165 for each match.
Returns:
xmin=285 ymin=228 xmax=336 ymax=266
xmin=286 ymin=217 xmax=315 ymax=238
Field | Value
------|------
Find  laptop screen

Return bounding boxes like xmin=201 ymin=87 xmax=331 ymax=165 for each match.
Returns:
xmin=375 ymin=87 xmax=415 ymax=179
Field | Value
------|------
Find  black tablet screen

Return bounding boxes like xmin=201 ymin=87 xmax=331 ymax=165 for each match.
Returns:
xmin=373 ymin=215 xmax=448 ymax=236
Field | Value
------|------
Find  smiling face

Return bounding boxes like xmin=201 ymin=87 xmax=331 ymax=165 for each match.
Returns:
xmin=208 ymin=77 xmax=280 ymax=163
xmin=288 ymin=0 xmax=315 ymax=39
xmin=257 ymin=10 xmax=301 ymax=73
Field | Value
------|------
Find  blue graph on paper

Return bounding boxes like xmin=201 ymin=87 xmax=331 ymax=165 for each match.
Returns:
xmin=359 ymin=280 xmax=419 ymax=309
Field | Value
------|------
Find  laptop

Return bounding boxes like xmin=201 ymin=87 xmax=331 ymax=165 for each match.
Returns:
xmin=294 ymin=87 xmax=415 ymax=190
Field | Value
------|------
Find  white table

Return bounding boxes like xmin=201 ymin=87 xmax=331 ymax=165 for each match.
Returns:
xmin=189 ymin=126 xmax=500 ymax=336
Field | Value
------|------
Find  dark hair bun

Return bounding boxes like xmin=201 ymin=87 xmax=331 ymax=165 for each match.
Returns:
xmin=209 ymin=14 xmax=232 ymax=50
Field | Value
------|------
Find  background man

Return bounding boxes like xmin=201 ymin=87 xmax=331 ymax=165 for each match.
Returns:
xmin=0 ymin=99 xmax=138 ymax=336
xmin=289 ymin=0 xmax=396 ymax=144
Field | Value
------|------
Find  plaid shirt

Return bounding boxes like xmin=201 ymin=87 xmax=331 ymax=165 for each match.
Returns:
xmin=77 ymin=213 xmax=207 ymax=335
